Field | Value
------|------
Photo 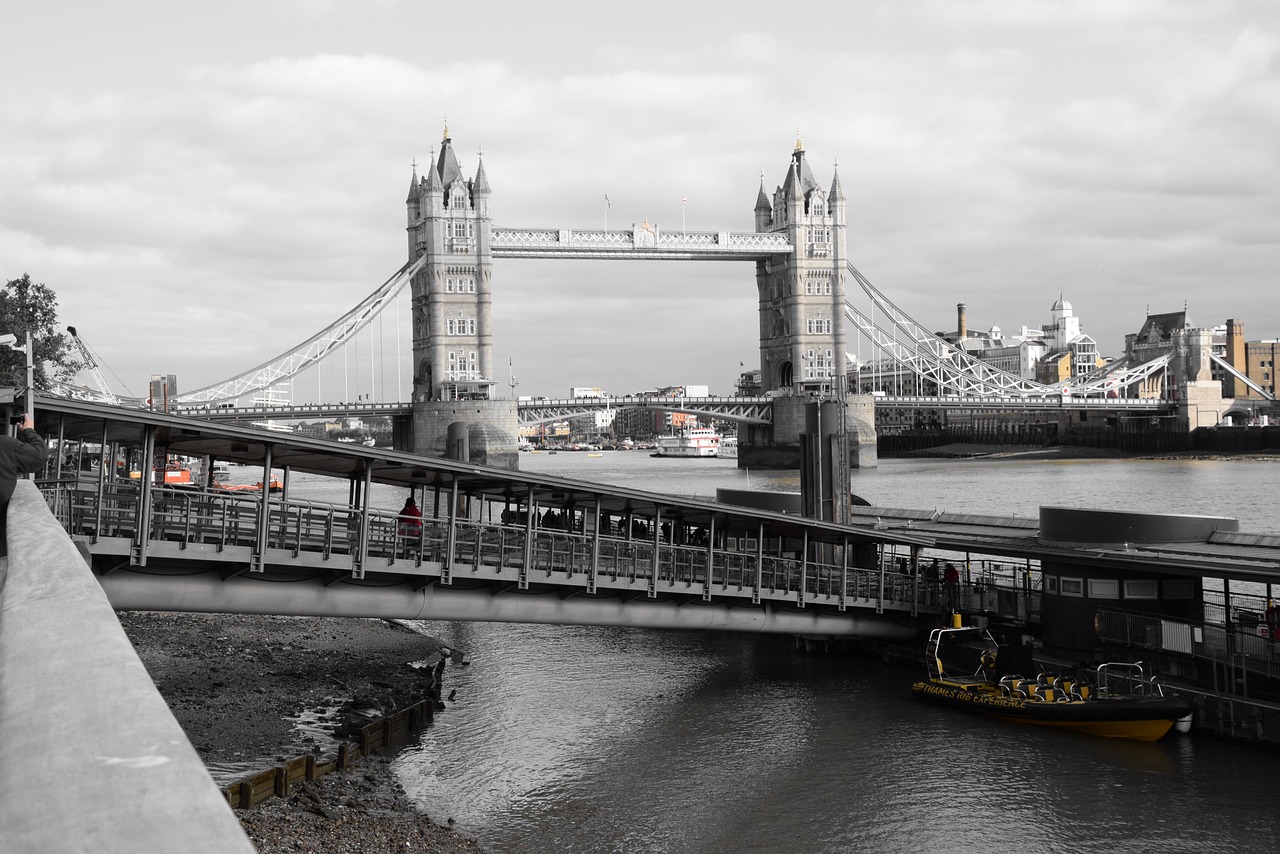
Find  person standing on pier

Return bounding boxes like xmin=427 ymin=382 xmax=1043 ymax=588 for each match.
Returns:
xmin=0 ymin=413 xmax=48 ymax=558
xmin=944 ymin=562 xmax=961 ymax=611
xmin=398 ymin=494 xmax=423 ymax=540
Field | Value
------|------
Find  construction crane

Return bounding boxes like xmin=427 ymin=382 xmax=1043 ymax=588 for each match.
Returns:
xmin=66 ymin=325 xmax=121 ymax=406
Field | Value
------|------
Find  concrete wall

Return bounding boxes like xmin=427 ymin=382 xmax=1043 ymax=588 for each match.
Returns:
xmin=740 ymin=393 xmax=877 ymax=469
xmin=412 ymin=399 xmax=519 ymax=469
xmin=0 ymin=482 xmax=254 ymax=853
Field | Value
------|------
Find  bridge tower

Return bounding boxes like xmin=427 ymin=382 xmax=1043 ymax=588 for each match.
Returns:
xmin=754 ymin=136 xmax=849 ymax=394
xmin=748 ymin=138 xmax=876 ymax=469
xmin=405 ymin=125 xmax=518 ymax=468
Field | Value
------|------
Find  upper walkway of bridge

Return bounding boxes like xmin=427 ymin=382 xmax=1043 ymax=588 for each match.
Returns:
xmin=490 ymin=226 xmax=792 ymax=260
xmin=173 ymin=391 xmax=1175 ymax=427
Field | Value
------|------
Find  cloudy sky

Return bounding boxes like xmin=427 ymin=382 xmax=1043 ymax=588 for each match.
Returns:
xmin=4 ymin=0 xmax=1277 ymax=401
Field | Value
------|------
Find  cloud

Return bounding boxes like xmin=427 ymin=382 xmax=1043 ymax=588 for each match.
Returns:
xmin=2 ymin=2 xmax=1277 ymax=402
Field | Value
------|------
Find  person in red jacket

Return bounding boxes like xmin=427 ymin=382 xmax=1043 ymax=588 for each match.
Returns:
xmin=397 ymin=494 xmax=423 ymax=540
xmin=943 ymin=562 xmax=961 ymax=611
xmin=0 ymin=413 xmax=48 ymax=558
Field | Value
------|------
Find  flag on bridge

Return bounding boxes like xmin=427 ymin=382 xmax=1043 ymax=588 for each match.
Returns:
xmin=605 ymin=193 xmax=611 ymax=208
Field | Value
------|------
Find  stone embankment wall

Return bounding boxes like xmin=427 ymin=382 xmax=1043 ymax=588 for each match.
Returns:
xmin=0 ymin=482 xmax=255 ymax=853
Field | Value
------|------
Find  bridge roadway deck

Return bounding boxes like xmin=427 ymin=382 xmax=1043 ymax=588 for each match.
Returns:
xmin=175 ymin=393 xmax=1174 ymax=425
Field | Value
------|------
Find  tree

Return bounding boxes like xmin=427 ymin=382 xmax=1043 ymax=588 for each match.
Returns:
xmin=0 ymin=273 xmax=81 ymax=391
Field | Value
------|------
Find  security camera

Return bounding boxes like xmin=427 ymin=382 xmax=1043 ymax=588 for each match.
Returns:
xmin=0 ymin=334 xmax=15 ymax=347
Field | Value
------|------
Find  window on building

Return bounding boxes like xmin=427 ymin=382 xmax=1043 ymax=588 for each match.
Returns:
xmin=1088 ymin=579 xmax=1120 ymax=599
xmin=1060 ymin=577 xmax=1084 ymax=597
xmin=1124 ymin=579 xmax=1158 ymax=599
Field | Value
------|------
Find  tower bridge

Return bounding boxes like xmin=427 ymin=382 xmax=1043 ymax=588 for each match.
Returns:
xmin=48 ymin=128 xmax=1231 ymax=466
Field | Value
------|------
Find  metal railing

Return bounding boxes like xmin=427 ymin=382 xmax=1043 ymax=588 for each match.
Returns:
xmin=1098 ymin=608 xmax=1280 ymax=685
xmin=43 ymin=475 xmax=1047 ymax=624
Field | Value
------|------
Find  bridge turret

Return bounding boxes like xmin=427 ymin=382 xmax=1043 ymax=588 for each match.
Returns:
xmin=783 ymin=157 xmax=803 ymax=224
xmin=472 ymin=154 xmax=491 ymax=219
xmin=406 ymin=165 xmax=421 ymax=260
xmin=423 ymin=146 xmax=444 ymax=203
xmin=754 ymin=178 xmax=772 ymax=231
xmin=828 ymin=164 xmax=846 ymax=216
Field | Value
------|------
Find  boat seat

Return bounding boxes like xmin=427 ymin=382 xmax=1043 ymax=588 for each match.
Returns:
xmin=1054 ymin=677 xmax=1081 ymax=701
xmin=1000 ymin=676 xmax=1031 ymax=698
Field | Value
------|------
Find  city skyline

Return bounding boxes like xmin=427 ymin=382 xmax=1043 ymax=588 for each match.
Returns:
xmin=3 ymin=1 xmax=1277 ymax=401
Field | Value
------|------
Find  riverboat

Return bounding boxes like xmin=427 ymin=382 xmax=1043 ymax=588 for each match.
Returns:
xmin=719 ymin=436 xmax=738 ymax=459
xmin=651 ymin=428 xmax=721 ymax=458
xmin=911 ymin=624 xmax=1192 ymax=742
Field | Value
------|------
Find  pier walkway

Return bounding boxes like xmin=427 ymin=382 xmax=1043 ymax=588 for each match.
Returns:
xmin=36 ymin=397 xmax=946 ymax=639
xmin=33 ymin=397 xmax=1280 ymax=643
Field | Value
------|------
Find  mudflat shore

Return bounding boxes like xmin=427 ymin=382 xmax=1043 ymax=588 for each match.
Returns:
xmin=120 ymin=611 xmax=484 ymax=854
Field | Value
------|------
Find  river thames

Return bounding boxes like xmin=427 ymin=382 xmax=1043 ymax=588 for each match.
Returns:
xmin=385 ymin=453 xmax=1279 ymax=853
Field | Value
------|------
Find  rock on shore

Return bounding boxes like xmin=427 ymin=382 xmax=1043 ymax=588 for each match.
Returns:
xmin=120 ymin=611 xmax=484 ymax=853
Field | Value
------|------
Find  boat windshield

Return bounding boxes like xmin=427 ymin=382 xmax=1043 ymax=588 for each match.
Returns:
xmin=926 ymin=627 xmax=997 ymax=680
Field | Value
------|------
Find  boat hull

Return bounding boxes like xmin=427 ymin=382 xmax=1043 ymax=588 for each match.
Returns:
xmin=911 ymin=679 xmax=1193 ymax=742
xmin=653 ymin=429 xmax=721 ymax=457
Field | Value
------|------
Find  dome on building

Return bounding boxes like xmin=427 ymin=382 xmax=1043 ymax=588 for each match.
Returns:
xmin=1051 ymin=296 xmax=1072 ymax=313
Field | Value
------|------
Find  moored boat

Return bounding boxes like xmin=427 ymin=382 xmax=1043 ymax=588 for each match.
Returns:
xmin=719 ymin=436 xmax=738 ymax=459
xmin=911 ymin=624 xmax=1192 ymax=742
xmin=651 ymin=428 xmax=721 ymax=458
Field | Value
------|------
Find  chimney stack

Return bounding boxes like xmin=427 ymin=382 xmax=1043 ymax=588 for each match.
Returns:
xmin=1226 ymin=319 xmax=1246 ymax=399
xmin=957 ymin=303 xmax=968 ymax=341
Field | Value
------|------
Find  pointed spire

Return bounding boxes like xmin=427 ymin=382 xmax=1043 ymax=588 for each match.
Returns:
xmin=424 ymin=145 xmax=443 ymax=193
xmin=436 ymin=135 xmax=463 ymax=188
xmin=755 ymin=175 xmax=771 ymax=212
xmin=794 ymin=130 xmax=804 ymax=153
xmin=787 ymin=157 xmax=803 ymax=202
xmin=406 ymin=158 xmax=420 ymax=202
xmin=473 ymin=152 xmax=491 ymax=196
xmin=829 ymin=160 xmax=845 ymax=202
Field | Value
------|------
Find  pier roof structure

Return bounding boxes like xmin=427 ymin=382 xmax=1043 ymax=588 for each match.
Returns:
xmin=36 ymin=395 xmax=1280 ymax=591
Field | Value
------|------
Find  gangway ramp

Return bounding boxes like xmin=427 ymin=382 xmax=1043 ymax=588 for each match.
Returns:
xmin=37 ymin=395 xmax=925 ymax=639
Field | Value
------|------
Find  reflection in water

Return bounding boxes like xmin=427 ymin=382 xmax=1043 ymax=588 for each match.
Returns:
xmin=281 ymin=455 xmax=1280 ymax=852
xmin=394 ymin=622 xmax=1279 ymax=854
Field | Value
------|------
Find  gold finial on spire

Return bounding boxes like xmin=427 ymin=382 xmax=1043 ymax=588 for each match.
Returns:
xmin=794 ymin=130 xmax=803 ymax=152
xmin=442 ymin=115 xmax=449 ymax=141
